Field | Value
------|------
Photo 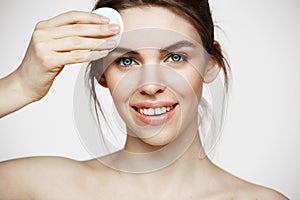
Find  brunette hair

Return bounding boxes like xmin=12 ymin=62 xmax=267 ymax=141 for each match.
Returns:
xmin=90 ymin=0 xmax=230 ymax=86
xmin=87 ymin=0 xmax=230 ymax=138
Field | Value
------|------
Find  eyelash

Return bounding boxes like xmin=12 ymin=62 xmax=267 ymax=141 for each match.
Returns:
xmin=114 ymin=53 xmax=188 ymax=69
xmin=115 ymin=57 xmax=138 ymax=68
xmin=165 ymin=53 xmax=187 ymax=64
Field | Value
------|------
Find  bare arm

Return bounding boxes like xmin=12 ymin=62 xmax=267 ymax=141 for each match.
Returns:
xmin=0 ymin=10 xmax=119 ymax=118
xmin=0 ymin=71 xmax=34 ymax=118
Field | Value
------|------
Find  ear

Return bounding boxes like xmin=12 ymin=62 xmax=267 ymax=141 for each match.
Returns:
xmin=203 ymin=41 xmax=222 ymax=83
xmin=98 ymin=75 xmax=108 ymax=87
xmin=203 ymin=60 xmax=221 ymax=83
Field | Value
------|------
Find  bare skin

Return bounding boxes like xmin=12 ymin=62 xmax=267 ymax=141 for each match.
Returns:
xmin=0 ymin=10 xmax=119 ymax=118
xmin=0 ymin=135 xmax=286 ymax=199
xmin=0 ymin=6 xmax=288 ymax=200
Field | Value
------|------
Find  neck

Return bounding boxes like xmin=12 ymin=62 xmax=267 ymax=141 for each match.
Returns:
xmin=97 ymin=117 xmax=219 ymax=197
xmin=124 ymin=133 xmax=216 ymax=197
xmin=99 ymin=116 xmax=214 ymax=175
xmin=98 ymin=124 xmax=218 ymax=197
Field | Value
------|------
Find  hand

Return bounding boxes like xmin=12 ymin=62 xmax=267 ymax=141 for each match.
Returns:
xmin=15 ymin=10 xmax=120 ymax=102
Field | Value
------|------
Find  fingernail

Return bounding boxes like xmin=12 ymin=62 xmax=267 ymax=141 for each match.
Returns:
xmin=100 ymin=17 xmax=110 ymax=23
xmin=94 ymin=50 xmax=109 ymax=58
xmin=98 ymin=50 xmax=109 ymax=55
xmin=88 ymin=50 xmax=109 ymax=61
xmin=106 ymin=39 xmax=117 ymax=48
xmin=109 ymin=24 xmax=120 ymax=32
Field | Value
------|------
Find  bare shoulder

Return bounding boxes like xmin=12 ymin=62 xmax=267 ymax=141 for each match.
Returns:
xmin=0 ymin=156 xmax=94 ymax=199
xmin=213 ymin=167 xmax=288 ymax=200
xmin=0 ymin=156 xmax=88 ymax=176
xmin=226 ymin=173 xmax=288 ymax=199
xmin=238 ymin=182 xmax=289 ymax=200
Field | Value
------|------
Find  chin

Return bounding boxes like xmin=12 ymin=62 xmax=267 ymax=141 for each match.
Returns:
xmin=141 ymin=130 xmax=179 ymax=146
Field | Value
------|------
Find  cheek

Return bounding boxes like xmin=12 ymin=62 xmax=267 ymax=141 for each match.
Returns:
xmin=104 ymin=68 xmax=132 ymax=115
xmin=191 ymin=76 xmax=203 ymax=100
xmin=180 ymin=68 xmax=203 ymax=101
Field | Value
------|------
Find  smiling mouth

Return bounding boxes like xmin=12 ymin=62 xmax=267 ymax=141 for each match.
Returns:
xmin=131 ymin=102 xmax=178 ymax=125
xmin=132 ymin=103 xmax=178 ymax=116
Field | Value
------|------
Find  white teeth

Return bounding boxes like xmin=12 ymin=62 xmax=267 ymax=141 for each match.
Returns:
xmin=137 ymin=106 xmax=173 ymax=116
xmin=148 ymin=108 xmax=155 ymax=115
xmin=144 ymin=109 xmax=149 ymax=115
xmin=140 ymin=109 xmax=144 ymax=114
xmin=155 ymin=108 xmax=161 ymax=115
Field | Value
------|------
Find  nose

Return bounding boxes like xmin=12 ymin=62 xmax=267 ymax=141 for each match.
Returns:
xmin=136 ymin=64 xmax=166 ymax=96
xmin=138 ymin=83 xmax=166 ymax=96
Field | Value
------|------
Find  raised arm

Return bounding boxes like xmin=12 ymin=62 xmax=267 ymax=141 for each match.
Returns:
xmin=0 ymin=10 xmax=119 ymax=118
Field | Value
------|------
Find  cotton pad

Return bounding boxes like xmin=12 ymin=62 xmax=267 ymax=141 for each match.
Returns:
xmin=93 ymin=7 xmax=124 ymax=50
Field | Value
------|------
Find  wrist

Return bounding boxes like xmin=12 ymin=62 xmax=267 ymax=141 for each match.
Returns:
xmin=11 ymin=67 xmax=40 ymax=104
xmin=0 ymin=69 xmax=36 ymax=118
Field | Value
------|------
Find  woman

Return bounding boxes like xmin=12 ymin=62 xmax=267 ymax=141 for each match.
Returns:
xmin=0 ymin=0 xmax=288 ymax=199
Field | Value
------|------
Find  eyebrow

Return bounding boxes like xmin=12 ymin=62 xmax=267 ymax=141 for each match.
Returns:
xmin=162 ymin=40 xmax=197 ymax=52
xmin=111 ymin=40 xmax=197 ymax=55
xmin=111 ymin=47 xmax=139 ymax=55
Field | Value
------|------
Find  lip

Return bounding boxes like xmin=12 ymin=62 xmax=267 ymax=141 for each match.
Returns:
xmin=131 ymin=101 xmax=178 ymax=125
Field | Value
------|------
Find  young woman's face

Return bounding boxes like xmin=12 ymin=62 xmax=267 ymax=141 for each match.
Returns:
xmin=102 ymin=6 xmax=209 ymax=146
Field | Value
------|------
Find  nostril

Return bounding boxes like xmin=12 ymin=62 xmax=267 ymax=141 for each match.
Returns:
xmin=140 ymin=91 xmax=146 ymax=95
xmin=156 ymin=89 xmax=164 ymax=93
xmin=140 ymin=89 xmax=163 ymax=95
xmin=138 ymin=84 xmax=166 ymax=96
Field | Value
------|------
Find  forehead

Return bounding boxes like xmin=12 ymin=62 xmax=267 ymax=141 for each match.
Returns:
xmin=119 ymin=6 xmax=202 ymax=44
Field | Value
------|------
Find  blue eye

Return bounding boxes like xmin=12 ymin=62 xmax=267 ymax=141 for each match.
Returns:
xmin=116 ymin=57 xmax=137 ymax=67
xmin=167 ymin=53 xmax=185 ymax=63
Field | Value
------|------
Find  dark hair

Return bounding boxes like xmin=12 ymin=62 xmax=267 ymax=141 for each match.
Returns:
xmin=87 ymin=0 xmax=230 ymax=134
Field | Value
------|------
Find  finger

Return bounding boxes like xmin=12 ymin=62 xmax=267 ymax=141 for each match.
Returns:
xmin=51 ymin=37 xmax=116 ymax=52
xmin=54 ymin=50 xmax=109 ymax=66
xmin=36 ymin=11 xmax=109 ymax=29
xmin=49 ymin=24 xmax=120 ymax=39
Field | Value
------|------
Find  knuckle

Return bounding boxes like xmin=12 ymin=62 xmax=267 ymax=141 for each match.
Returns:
xmin=72 ymin=52 xmax=86 ymax=62
xmin=35 ymin=20 xmax=47 ymax=30
xmin=72 ymin=24 xmax=82 ymax=33
xmin=67 ymin=10 xmax=81 ymax=23
xmin=99 ymin=25 xmax=109 ymax=34
xmin=32 ymin=30 xmax=44 ymax=42
xmin=70 ymin=37 xmax=82 ymax=47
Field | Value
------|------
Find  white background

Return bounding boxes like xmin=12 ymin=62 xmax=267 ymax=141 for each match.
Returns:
xmin=0 ymin=0 xmax=299 ymax=198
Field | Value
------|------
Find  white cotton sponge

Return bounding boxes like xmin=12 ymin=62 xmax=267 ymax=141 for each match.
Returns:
xmin=93 ymin=7 xmax=124 ymax=50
